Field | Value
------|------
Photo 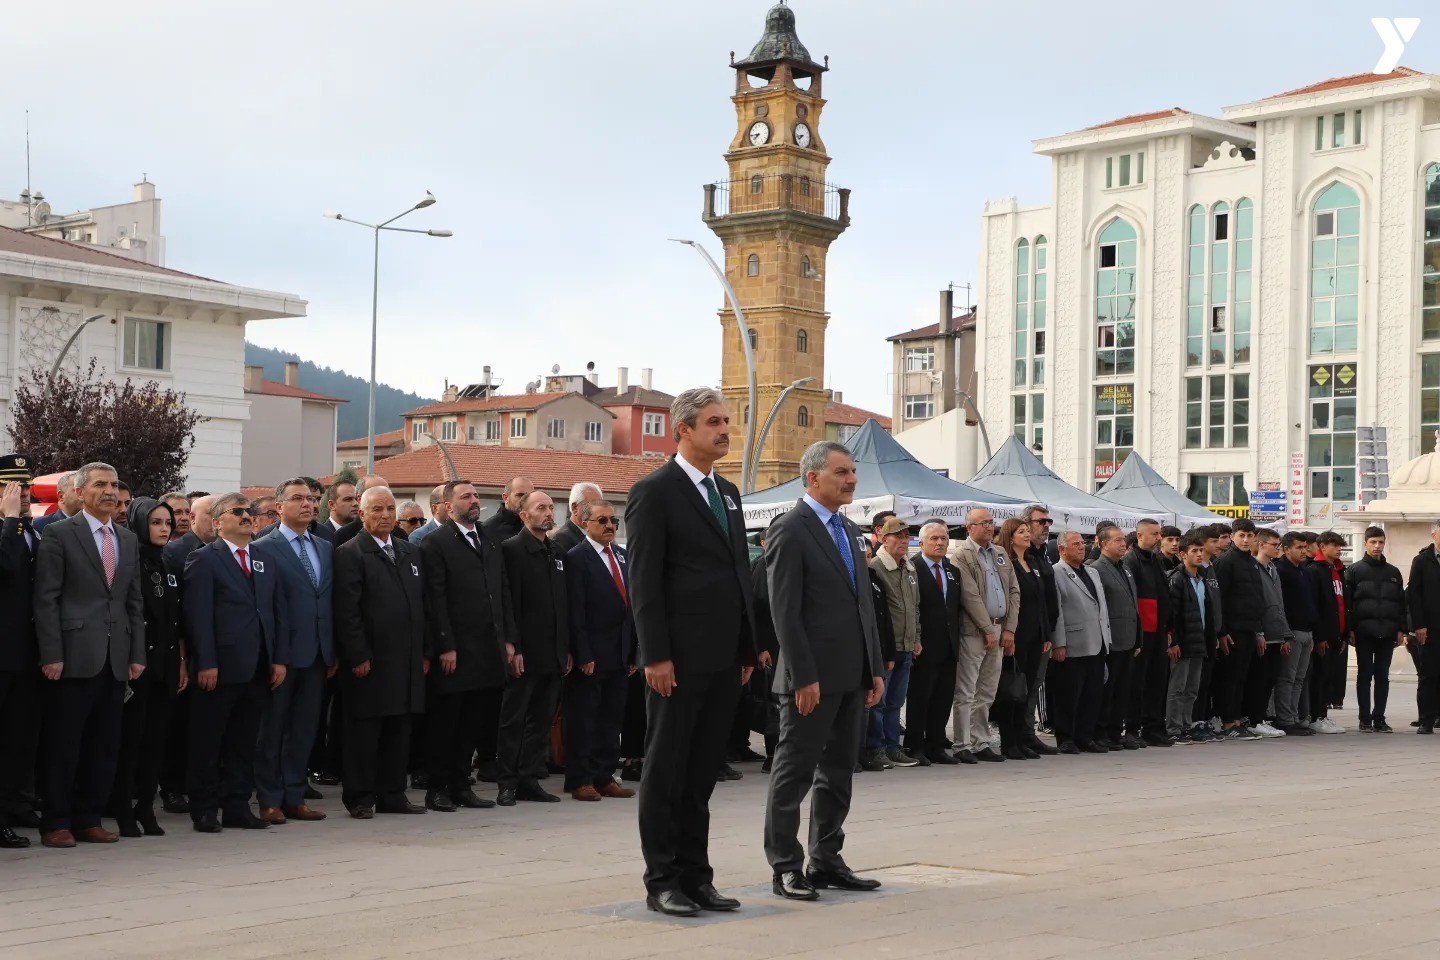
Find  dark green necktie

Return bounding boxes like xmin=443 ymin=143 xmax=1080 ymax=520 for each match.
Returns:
xmin=701 ymin=476 xmax=730 ymax=535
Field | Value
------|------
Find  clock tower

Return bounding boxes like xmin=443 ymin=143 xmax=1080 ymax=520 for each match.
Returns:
xmin=703 ymin=1 xmax=850 ymax=490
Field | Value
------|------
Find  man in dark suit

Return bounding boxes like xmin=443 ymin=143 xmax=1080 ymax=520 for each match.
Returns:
xmin=253 ymin=479 xmax=335 ymax=823
xmin=334 ymin=486 xmax=427 ymax=818
xmin=497 ymin=491 xmax=569 ymax=805
xmin=316 ymin=479 xmax=358 ymax=545
xmin=552 ymin=482 xmax=601 ymax=554
xmin=628 ymin=387 xmax=756 ymax=917
xmin=31 ymin=469 xmax=80 ymax=536
xmin=335 ymin=476 xmax=409 ymax=548
xmin=184 ymin=493 xmax=290 ymax=832
xmin=482 ymin=476 xmax=533 ymax=543
xmin=764 ymin=442 xmax=886 ymax=901
xmin=563 ymin=499 xmax=636 ymax=802
xmin=418 ymin=479 xmax=513 ymax=811
xmin=32 ymin=462 xmax=146 ymax=847
xmin=905 ymin=520 xmax=963 ymax=765
xmin=0 ymin=457 xmax=40 ymax=848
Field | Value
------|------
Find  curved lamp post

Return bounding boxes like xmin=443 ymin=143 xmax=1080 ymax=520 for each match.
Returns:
xmin=751 ymin=376 xmax=815 ymax=493
xmin=49 ymin=313 xmax=105 ymax=377
xmin=670 ymin=238 xmax=758 ymax=494
xmin=421 ymin=428 xmax=459 ymax=482
xmin=324 ymin=192 xmax=452 ymax=472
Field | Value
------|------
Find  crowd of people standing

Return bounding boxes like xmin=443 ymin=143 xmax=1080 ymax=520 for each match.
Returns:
xmin=1 ymin=385 xmax=1438 ymax=920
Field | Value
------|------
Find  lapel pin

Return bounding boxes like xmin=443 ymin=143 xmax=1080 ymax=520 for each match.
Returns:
xmin=252 ymin=560 xmax=265 ymax=573
xmin=723 ymin=495 xmax=737 ymax=510
xmin=410 ymin=563 xmax=419 ymax=576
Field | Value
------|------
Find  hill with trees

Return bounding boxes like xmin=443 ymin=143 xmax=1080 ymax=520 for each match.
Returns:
xmin=244 ymin=342 xmax=434 ymax=442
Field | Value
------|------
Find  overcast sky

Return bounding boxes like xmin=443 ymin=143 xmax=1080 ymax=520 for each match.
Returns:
xmin=6 ymin=1 xmax=1427 ymax=414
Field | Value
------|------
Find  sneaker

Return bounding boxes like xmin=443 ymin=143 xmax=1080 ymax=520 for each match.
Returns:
xmin=1280 ymin=723 xmax=1315 ymax=737
xmin=1190 ymin=728 xmax=1217 ymax=743
xmin=1252 ymin=722 xmax=1286 ymax=739
xmin=885 ymin=748 xmax=920 ymax=767
xmin=1359 ymin=720 xmax=1373 ymax=732
xmin=1374 ymin=721 xmax=1394 ymax=733
xmin=1171 ymin=732 xmax=1194 ymax=745
xmin=858 ymin=751 xmax=891 ymax=772
xmin=1221 ymin=726 xmax=1262 ymax=741
xmin=1312 ymin=718 xmax=1346 ymax=734
xmin=1209 ymin=716 xmax=1225 ymax=734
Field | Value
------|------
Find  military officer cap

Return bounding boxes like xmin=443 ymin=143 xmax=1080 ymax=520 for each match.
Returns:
xmin=0 ymin=453 xmax=33 ymax=484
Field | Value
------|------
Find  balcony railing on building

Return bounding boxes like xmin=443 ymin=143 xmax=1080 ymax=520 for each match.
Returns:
xmin=703 ymin=174 xmax=850 ymax=225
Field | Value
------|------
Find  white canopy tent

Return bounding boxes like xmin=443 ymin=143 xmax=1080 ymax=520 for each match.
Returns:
xmin=963 ymin=437 xmax=1153 ymax=533
xmin=1094 ymin=452 xmax=1231 ymax=530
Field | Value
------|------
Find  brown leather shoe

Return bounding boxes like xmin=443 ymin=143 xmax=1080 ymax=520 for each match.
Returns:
xmin=41 ymin=829 xmax=76 ymax=848
xmin=281 ymin=805 xmax=327 ymax=821
xmin=257 ymin=807 xmax=288 ymax=824
xmin=597 ymin=780 xmax=636 ymax=799
xmin=73 ymin=826 xmax=119 ymax=843
xmin=570 ymin=785 xmax=602 ymax=802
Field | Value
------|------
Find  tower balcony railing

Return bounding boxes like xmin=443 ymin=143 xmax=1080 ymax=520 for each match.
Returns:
xmin=704 ymin=174 xmax=850 ymax=225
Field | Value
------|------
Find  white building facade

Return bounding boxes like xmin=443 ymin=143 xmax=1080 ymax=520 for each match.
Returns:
xmin=977 ymin=67 xmax=1440 ymax=526
xmin=0 ymin=229 xmax=305 ymax=492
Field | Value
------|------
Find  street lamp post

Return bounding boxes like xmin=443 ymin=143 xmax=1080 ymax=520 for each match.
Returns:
xmin=751 ymin=376 xmax=815 ymax=493
xmin=49 ymin=312 xmax=106 ymax=378
xmin=324 ymin=193 xmax=452 ymax=473
xmin=670 ymin=238 xmax=758 ymax=494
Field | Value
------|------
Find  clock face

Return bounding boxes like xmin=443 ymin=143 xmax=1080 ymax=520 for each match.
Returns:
xmin=794 ymin=122 xmax=813 ymax=148
xmin=747 ymin=121 xmax=771 ymax=146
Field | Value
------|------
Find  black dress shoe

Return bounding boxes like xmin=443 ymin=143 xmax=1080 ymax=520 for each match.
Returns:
xmin=1019 ymin=744 xmax=1040 ymax=759
xmin=806 ymin=865 xmax=882 ymax=891
xmin=222 ymin=809 xmax=271 ymax=829
xmin=376 ymin=799 xmax=427 ymax=814
xmin=684 ymin=883 xmax=741 ymax=911
xmin=496 ymin=786 xmax=517 ymax=807
xmin=1058 ymin=741 xmax=1081 ymax=755
xmin=192 ymin=813 xmax=223 ymax=833
xmin=924 ymin=749 xmax=957 ymax=765
xmin=1143 ymin=731 xmax=1173 ymax=747
xmin=451 ymin=788 xmax=496 ymax=809
xmin=1024 ymin=735 xmax=1059 ymax=755
xmin=760 ymin=758 xmax=773 ymax=773
xmin=313 ymin=772 xmax=341 ymax=787
xmin=425 ymin=791 xmax=457 ymax=813
xmin=161 ymin=791 xmax=190 ymax=814
xmin=349 ymin=805 xmax=374 ymax=820
xmin=1079 ymin=741 xmax=1109 ymax=754
xmin=620 ymin=760 xmax=642 ymax=782
xmin=910 ymin=751 xmax=932 ymax=767
xmin=717 ymin=763 xmax=743 ymax=781
xmin=304 ymin=785 xmax=324 ymax=800
xmin=646 ymin=889 xmax=701 ymax=917
xmin=773 ymin=870 xmax=820 ymax=900
xmin=114 ymin=814 xmax=142 ymax=838
xmin=515 ymin=781 xmax=561 ymax=803
xmin=972 ymin=746 xmax=1005 ymax=762
xmin=0 ymin=826 xmax=30 ymax=849
xmin=953 ymin=749 xmax=979 ymax=765
xmin=134 ymin=807 xmax=165 ymax=837
xmin=1001 ymin=744 xmax=1026 ymax=760
xmin=728 ymin=745 xmax=766 ymax=763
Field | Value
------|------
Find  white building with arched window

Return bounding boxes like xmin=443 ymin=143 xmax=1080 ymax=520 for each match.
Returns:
xmin=976 ymin=67 xmax=1440 ymax=526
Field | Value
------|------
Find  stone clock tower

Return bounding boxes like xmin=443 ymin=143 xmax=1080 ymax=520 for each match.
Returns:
xmin=703 ymin=1 xmax=850 ymax=490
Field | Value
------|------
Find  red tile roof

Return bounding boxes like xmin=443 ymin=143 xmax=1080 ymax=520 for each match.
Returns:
xmin=1262 ymin=67 xmax=1422 ymax=101
xmin=0 ymin=225 xmax=217 ymax=281
xmin=323 ymin=445 xmax=665 ymax=495
xmin=337 ymin=428 xmax=406 ymax=451
xmin=825 ymin=401 xmax=891 ymax=431
xmin=1083 ymin=107 xmax=1190 ymax=131
xmin=592 ymin=386 xmax=676 ymax=408
xmin=241 ymin=486 xmax=275 ymax=501
xmin=246 ymin=379 xmax=347 ymax=403
xmin=885 ymin=310 xmax=977 ymax=342
xmin=403 ymin=392 xmax=573 ymax=417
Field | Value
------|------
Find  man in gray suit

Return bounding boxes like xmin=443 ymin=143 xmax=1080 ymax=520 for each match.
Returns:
xmin=1088 ymin=523 xmax=1142 ymax=750
xmin=763 ymin=441 xmax=885 ymax=902
xmin=33 ymin=461 xmax=146 ymax=847
xmin=1052 ymin=529 xmax=1112 ymax=754
xmin=950 ymin=507 xmax=1019 ymax=763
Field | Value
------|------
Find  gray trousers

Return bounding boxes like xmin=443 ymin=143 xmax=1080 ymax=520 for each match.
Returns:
xmin=763 ymin=687 xmax=864 ymax=875
xmin=255 ymin=658 xmax=327 ymax=808
xmin=1274 ymin=630 xmax=1314 ymax=726
xmin=1166 ymin=657 xmax=1204 ymax=738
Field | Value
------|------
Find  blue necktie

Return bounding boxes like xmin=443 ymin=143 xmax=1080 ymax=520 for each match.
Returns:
xmin=828 ymin=514 xmax=856 ymax=591
xmin=294 ymin=535 xmax=319 ymax=588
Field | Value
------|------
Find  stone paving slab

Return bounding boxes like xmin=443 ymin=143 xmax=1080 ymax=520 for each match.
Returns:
xmin=3 ymin=672 xmax=1440 ymax=959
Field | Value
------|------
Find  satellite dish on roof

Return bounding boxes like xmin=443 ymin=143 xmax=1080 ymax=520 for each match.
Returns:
xmin=551 ymin=364 xmax=561 ymax=374
xmin=586 ymin=361 xmax=595 ymax=372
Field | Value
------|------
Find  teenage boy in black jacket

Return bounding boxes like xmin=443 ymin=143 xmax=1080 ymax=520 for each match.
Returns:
xmin=1165 ymin=534 xmax=1218 ymax=744
xmin=1345 ymin=527 xmax=1408 ymax=733
xmin=1211 ymin=519 xmax=1266 ymax=740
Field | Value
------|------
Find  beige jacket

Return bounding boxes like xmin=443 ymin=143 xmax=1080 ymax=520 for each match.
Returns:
xmin=868 ymin=549 xmax=920 ymax=654
xmin=949 ymin=537 xmax=1020 ymax=644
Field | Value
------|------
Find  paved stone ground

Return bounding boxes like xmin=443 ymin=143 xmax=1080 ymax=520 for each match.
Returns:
xmin=4 ymin=663 xmax=1439 ymax=960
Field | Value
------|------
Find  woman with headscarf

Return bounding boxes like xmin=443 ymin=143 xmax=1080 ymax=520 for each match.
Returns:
xmin=109 ymin=496 xmax=187 ymax=836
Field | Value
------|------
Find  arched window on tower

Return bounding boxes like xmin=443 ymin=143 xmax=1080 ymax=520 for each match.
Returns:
xmin=796 ymin=329 xmax=809 ymax=353
xmin=800 ymin=255 xmax=812 ymax=277
xmin=799 ymin=176 xmax=812 ymax=197
xmin=750 ymin=175 xmax=764 ymax=195
xmin=747 ymin=253 xmax=760 ymax=277
xmin=797 ymin=405 xmax=810 ymax=427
